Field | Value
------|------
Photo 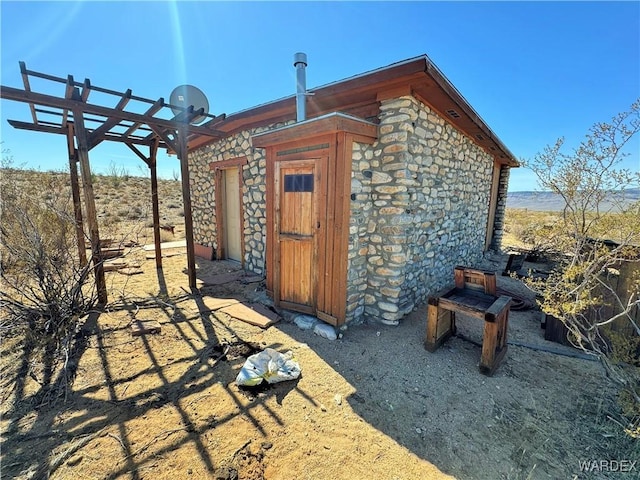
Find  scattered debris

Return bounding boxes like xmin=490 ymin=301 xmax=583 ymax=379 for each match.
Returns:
xmin=236 ymin=348 xmax=301 ymax=386
xmin=334 ymin=394 xmax=343 ymax=406
xmin=130 ymin=320 xmax=162 ymax=336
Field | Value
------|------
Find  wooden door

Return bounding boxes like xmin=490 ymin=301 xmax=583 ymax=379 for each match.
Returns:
xmin=222 ymin=168 xmax=242 ymax=262
xmin=275 ymin=160 xmax=320 ymax=312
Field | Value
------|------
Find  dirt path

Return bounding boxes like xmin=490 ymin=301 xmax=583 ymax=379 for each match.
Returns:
xmin=1 ymin=249 xmax=633 ymax=479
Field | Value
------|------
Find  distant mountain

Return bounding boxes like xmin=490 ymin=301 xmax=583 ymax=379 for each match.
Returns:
xmin=507 ymin=189 xmax=640 ymax=211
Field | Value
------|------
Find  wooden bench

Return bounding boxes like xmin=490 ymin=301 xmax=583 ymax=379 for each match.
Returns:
xmin=425 ymin=266 xmax=511 ymax=375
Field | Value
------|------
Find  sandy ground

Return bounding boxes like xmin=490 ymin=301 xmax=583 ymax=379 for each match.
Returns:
xmin=1 ymin=247 xmax=635 ymax=480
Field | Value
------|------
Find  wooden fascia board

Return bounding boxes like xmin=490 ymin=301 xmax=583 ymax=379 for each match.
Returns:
xmin=252 ymin=115 xmax=377 ymax=148
xmin=312 ymin=59 xmax=426 ymax=98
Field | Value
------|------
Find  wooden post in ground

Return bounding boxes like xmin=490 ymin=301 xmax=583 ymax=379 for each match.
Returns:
xmin=72 ymin=97 xmax=107 ymax=304
xmin=177 ymin=125 xmax=197 ymax=289
xmin=66 ymin=124 xmax=87 ymax=267
xmin=149 ymin=139 xmax=162 ymax=268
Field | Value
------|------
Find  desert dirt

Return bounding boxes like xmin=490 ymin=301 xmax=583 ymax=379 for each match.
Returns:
xmin=2 ymin=238 xmax=635 ymax=480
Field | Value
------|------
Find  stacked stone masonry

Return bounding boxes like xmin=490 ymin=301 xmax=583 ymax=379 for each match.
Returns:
xmin=490 ymin=165 xmax=510 ymax=251
xmin=346 ymin=96 xmax=500 ymax=324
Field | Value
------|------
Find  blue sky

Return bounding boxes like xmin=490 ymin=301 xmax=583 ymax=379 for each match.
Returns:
xmin=1 ymin=1 xmax=638 ymax=191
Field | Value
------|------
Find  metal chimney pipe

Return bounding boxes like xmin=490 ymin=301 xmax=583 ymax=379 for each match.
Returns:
xmin=293 ymin=52 xmax=307 ymax=122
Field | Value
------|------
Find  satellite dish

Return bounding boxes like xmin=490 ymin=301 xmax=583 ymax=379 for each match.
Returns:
xmin=169 ymin=84 xmax=209 ymax=124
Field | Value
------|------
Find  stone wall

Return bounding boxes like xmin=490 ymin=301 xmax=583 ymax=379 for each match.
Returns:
xmin=490 ymin=164 xmax=510 ymax=251
xmin=349 ymin=96 xmax=496 ymax=324
xmin=346 ymin=141 xmax=375 ymax=323
xmin=189 ymin=122 xmax=290 ymax=275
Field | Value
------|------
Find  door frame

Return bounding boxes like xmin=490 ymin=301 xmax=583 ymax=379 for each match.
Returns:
xmin=211 ymin=156 xmax=247 ymax=264
xmin=273 ymin=156 xmax=327 ymax=313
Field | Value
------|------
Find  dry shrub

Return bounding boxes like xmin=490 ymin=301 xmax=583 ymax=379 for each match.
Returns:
xmin=0 ymin=161 xmax=98 ymax=400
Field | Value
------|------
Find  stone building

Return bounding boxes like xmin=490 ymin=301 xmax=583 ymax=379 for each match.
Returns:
xmin=187 ymin=55 xmax=518 ymax=326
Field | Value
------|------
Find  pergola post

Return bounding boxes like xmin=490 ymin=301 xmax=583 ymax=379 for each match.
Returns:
xmin=72 ymin=100 xmax=107 ymax=304
xmin=178 ymin=125 xmax=197 ymax=289
xmin=149 ymin=140 xmax=162 ymax=268
xmin=66 ymin=124 xmax=87 ymax=267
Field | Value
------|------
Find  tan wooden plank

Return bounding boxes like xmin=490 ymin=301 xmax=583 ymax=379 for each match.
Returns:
xmin=143 ymin=240 xmax=186 ymax=251
xmin=201 ymin=297 xmax=241 ymax=311
xmin=219 ymin=302 xmax=280 ymax=328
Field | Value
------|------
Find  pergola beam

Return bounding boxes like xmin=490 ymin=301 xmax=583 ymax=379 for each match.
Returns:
xmin=7 ymin=119 xmax=165 ymax=148
xmin=0 ymin=85 xmax=225 ymax=138
xmin=18 ymin=61 xmax=38 ymax=124
xmin=87 ymin=89 xmax=133 ymax=149
xmin=122 ymin=98 xmax=164 ymax=137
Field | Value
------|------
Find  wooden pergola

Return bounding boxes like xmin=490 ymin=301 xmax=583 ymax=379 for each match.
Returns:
xmin=0 ymin=62 xmax=225 ymax=304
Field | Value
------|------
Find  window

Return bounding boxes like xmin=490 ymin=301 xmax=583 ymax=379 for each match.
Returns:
xmin=284 ymin=174 xmax=313 ymax=192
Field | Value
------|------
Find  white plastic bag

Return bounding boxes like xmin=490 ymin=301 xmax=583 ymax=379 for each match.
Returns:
xmin=235 ymin=348 xmax=301 ymax=386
